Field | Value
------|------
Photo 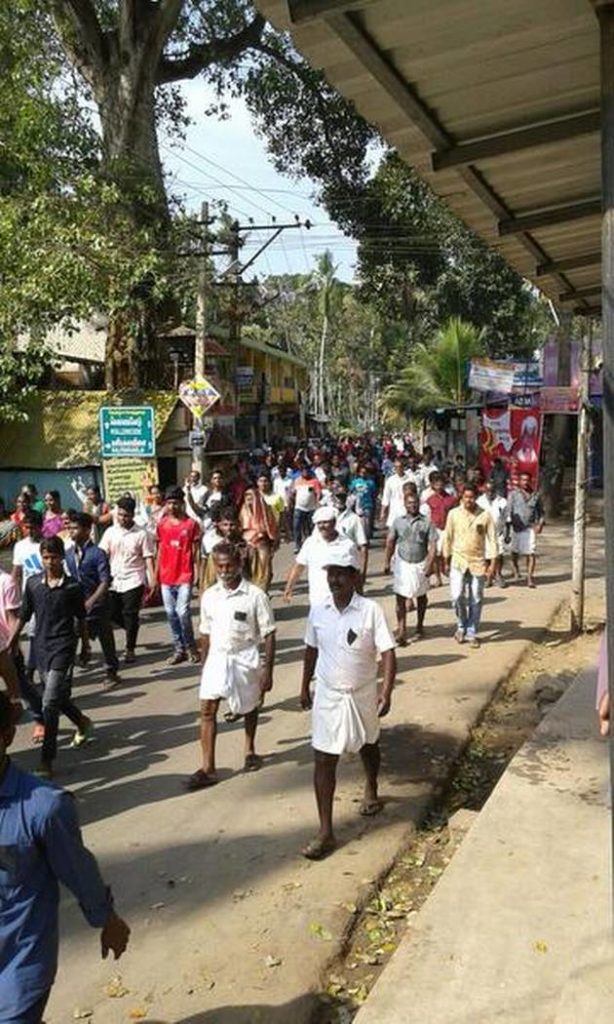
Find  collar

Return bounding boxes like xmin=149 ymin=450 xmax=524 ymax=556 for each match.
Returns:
xmin=219 ymin=577 xmax=249 ymax=598
xmin=42 ymin=572 xmax=68 ymax=588
xmin=324 ymin=591 xmax=362 ymax=613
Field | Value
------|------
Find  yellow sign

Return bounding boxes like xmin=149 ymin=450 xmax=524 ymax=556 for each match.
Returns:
xmin=102 ymin=458 xmax=158 ymax=505
xmin=178 ymin=375 xmax=221 ymax=420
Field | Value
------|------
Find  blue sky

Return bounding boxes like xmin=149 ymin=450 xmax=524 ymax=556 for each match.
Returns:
xmin=160 ymin=80 xmax=358 ymax=282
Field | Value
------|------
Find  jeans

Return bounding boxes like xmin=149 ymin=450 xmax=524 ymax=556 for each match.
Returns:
xmin=88 ymin=607 xmax=119 ymax=672
xmin=110 ymin=585 xmax=144 ymax=652
xmin=161 ymin=583 xmax=195 ymax=652
xmin=39 ymin=665 xmax=84 ymax=763
xmin=293 ymin=509 xmax=313 ymax=552
xmin=449 ymin=568 xmax=485 ymax=638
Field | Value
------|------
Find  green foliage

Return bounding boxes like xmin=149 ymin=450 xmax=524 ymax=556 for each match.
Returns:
xmin=381 ymin=318 xmax=484 ymax=422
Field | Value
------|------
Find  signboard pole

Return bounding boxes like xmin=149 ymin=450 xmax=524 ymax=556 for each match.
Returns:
xmin=194 ymin=200 xmax=210 ymax=477
xmin=570 ymin=324 xmax=592 ymax=634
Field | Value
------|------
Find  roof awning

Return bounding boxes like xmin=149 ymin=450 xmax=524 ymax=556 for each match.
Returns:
xmin=256 ymin=0 xmax=603 ymax=315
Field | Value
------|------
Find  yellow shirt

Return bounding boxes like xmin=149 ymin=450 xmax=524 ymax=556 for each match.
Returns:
xmin=442 ymin=505 xmax=497 ymax=576
xmin=264 ymin=493 xmax=285 ymax=521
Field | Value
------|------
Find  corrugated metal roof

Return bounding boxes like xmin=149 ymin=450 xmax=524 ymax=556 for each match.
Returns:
xmin=256 ymin=0 xmax=603 ymax=315
xmin=0 ymin=391 xmax=178 ymax=470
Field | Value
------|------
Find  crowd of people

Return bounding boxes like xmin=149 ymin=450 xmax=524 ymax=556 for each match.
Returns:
xmin=0 ymin=433 xmax=548 ymax=1022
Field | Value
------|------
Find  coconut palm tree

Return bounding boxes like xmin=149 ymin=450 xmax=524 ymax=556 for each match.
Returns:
xmin=380 ymin=317 xmax=484 ymax=422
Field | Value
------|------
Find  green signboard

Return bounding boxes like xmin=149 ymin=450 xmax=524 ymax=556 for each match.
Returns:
xmin=99 ymin=406 xmax=156 ymax=459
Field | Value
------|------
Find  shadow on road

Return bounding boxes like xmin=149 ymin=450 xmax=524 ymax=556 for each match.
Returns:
xmin=144 ymin=992 xmax=316 ymax=1022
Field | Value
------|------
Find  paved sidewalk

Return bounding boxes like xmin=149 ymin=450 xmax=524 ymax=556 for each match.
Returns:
xmin=11 ymin=521 xmax=602 ymax=1022
xmin=354 ymin=649 xmax=609 ymax=1024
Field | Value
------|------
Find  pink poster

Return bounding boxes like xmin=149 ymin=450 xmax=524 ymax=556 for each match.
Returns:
xmin=480 ymin=406 xmax=542 ymax=488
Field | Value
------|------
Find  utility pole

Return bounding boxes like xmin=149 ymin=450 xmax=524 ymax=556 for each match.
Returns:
xmin=227 ymin=221 xmax=242 ymax=446
xmin=192 ymin=201 xmax=210 ymax=475
xmin=570 ymin=321 xmax=592 ymax=634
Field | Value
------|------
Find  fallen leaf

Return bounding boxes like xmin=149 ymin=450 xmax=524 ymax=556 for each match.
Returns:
xmin=309 ymin=921 xmax=333 ymax=941
xmin=103 ymin=975 xmax=129 ymax=998
xmin=129 ymin=1009 xmax=148 ymax=1020
xmin=264 ymin=955 xmax=282 ymax=968
xmin=73 ymin=1011 xmax=93 ymax=1020
xmin=534 ymin=940 xmax=548 ymax=954
xmin=150 ymin=902 xmax=165 ymax=910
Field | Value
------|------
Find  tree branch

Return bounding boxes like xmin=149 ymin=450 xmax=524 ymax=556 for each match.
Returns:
xmin=49 ymin=0 xmax=107 ymax=84
xmin=156 ymin=13 xmax=265 ymax=83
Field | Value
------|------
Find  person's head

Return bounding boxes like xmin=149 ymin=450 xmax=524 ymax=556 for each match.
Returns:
xmin=430 ymin=471 xmax=443 ymax=493
xmin=257 ymin=473 xmax=271 ymax=495
xmin=217 ymin=505 xmax=239 ymax=538
xmin=483 ymin=480 xmax=495 ymax=499
xmin=325 ymin=556 xmax=360 ymax=602
xmin=22 ymin=509 xmax=43 ymax=539
xmin=188 ymin=469 xmax=201 ymax=487
xmin=333 ymin=490 xmax=349 ymax=512
xmin=212 ymin=542 xmax=243 ymax=588
xmin=86 ymin=485 xmax=102 ymax=506
xmin=40 ymin=535 xmax=65 ymax=574
xmin=402 ymin=480 xmax=418 ymax=497
xmin=519 ymin=471 xmax=532 ymax=491
xmin=331 ymin=453 xmax=340 ymax=467
xmin=404 ymin=490 xmax=419 ymax=516
xmin=423 ymin=446 xmax=433 ymax=464
xmin=164 ymin=486 xmax=185 ymax=517
xmin=21 ymin=483 xmax=37 ymax=501
xmin=300 ymin=464 xmax=312 ymax=479
xmin=394 ymin=456 xmax=405 ymax=476
xmin=149 ymin=483 xmax=163 ymax=505
xmin=117 ymin=496 xmax=136 ymax=529
xmin=14 ymin=494 xmax=29 ymax=514
xmin=60 ymin=509 xmax=75 ymax=531
xmin=461 ymin=484 xmax=478 ymax=511
xmin=0 ymin=692 xmax=17 ymax=762
xmin=407 ymin=451 xmax=419 ymax=471
xmin=69 ymin=511 xmax=93 ymax=546
xmin=209 ymin=470 xmax=224 ymax=491
xmin=313 ymin=506 xmax=337 ymax=541
xmin=44 ymin=490 xmax=61 ymax=512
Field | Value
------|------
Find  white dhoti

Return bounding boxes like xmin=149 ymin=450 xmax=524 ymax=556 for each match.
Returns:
xmin=199 ymin=647 xmax=262 ymax=714
xmin=511 ymin=528 xmax=536 ymax=556
xmin=393 ymin=556 xmax=429 ymax=599
xmin=311 ymin=679 xmax=380 ymax=755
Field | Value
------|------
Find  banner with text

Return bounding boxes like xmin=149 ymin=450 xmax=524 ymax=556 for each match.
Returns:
xmin=469 ymin=357 xmax=516 ymax=394
xmin=102 ymin=457 xmax=158 ymax=506
xmin=479 ymin=406 xmax=542 ymax=488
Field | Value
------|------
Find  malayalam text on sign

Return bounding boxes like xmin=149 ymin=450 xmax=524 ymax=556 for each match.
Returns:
xmin=99 ymin=406 xmax=156 ymax=458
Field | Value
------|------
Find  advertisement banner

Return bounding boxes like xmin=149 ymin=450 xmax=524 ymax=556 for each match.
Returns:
xmin=469 ymin=358 xmax=516 ymax=394
xmin=540 ymin=386 xmax=579 ymax=414
xmin=102 ymin=458 xmax=158 ymax=505
xmin=479 ymin=406 xmax=542 ymax=488
xmin=178 ymin=375 xmax=221 ymax=420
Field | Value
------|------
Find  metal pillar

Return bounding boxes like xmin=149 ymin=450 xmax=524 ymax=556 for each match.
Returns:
xmin=570 ymin=324 xmax=592 ymax=633
xmin=193 ymin=201 xmax=209 ymax=475
xmin=598 ymin=0 xmax=614 ymax=926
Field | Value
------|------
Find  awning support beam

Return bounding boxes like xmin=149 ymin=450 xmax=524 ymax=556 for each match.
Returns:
xmin=287 ymin=0 xmax=375 ymax=22
xmin=498 ymin=198 xmax=601 ymax=235
xmin=432 ymin=110 xmax=600 ymax=172
xmin=559 ymin=285 xmax=602 ymax=302
xmin=536 ymin=252 xmax=601 ymax=277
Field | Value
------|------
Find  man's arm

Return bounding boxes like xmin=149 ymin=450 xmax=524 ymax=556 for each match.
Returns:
xmin=424 ymin=535 xmax=437 ymax=578
xmin=441 ymin=513 xmax=454 ymax=573
xmin=199 ymin=633 xmax=211 ymax=665
xmin=85 ymin=551 xmax=111 ymax=614
xmin=300 ymin=644 xmax=318 ymax=709
xmin=260 ymin=630 xmax=276 ymax=694
xmin=377 ymin=648 xmax=396 ymax=717
xmin=383 ymin=529 xmax=396 ymax=574
xmin=11 ymin=562 xmax=22 ymax=592
xmin=0 ymin=649 xmax=20 ymax=702
xmin=39 ymin=791 xmax=130 ymax=960
xmin=284 ymin=562 xmax=305 ymax=602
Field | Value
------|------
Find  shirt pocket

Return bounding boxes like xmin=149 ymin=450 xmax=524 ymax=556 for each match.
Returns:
xmin=342 ymin=627 xmax=372 ymax=655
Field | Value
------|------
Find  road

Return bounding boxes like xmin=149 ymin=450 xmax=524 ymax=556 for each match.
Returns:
xmin=10 ymin=521 xmax=603 ymax=1023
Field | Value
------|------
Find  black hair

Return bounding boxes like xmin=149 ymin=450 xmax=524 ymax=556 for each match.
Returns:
xmin=165 ymin=485 xmax=184 ymax=501
xmin=40 ymin=535 xmax=65 ymax=557
xmin=0 ymin=691 xmax=13 ymax=730
xmin=217 ymin=504 xmax=238 ymax=523
xmin=212 ymin=540 xmax=241 ymax=563
xmin=462 ymin=483 xmax=478 ymax=495
xmin=71 ymin=511 xmax=93 ymax=530
xmin=23 ymin=510 xmax=43 ymax=528
xmin=45 ymin=489 xmax=61 ymax=503
xmin=117 ymin=496 xmax=136 ymax=514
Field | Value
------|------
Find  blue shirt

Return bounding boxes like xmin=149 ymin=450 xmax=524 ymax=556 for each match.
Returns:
xmin=65 ymin=540 xmax=111 ymax=616
xmin=0 ymin=760 xmax=114 ymax=1019
xmin=349 ymin=476 xmax=377 ymax=512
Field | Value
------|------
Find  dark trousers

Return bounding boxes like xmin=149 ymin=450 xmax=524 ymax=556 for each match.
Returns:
xmin=110 ymin=585 xmax=144 ymax=652
xmin=293 ymin=509 xmax=313 ymax=552
xmin=88 ymin=608 xmax=119 ymax=672
xmin=37 ymin=664 xmax=83 ymax=763
xmin=14 ymin=648 xmax=43 ymax=724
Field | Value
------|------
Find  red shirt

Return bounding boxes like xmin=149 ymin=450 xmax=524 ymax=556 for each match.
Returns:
xmin=157 ymin=516 xmax=200 ymax=585
xmin=425 ymin=492 xmax=458 ymax=530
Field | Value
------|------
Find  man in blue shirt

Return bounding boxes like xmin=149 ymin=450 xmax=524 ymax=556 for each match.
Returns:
xmin=65 ymin=512 xmax=121 ymax=690
xmin=0 ymin=691 xmax=130 ymax=1022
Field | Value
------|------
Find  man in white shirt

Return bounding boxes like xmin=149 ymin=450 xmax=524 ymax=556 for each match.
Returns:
xmin=99 ymin=496 xmax=155 ymax=664
xmin=186 ymin=542 xmax=276 ymax=790
xmin=477 ymin=480 xmax=509 ymax=588
xmin=333 ymin=490 xmax=368 ymax=583
xmin=12 ymin=509 xmax=44 ymax=694
xmin=184 ymin=469 xmax=209 ymax=525
xmin=283 ymin=506 xmax=359 ymax=607
xmin=380 ymin=457 xmax=413 ymax=528
xmin=299 ymin=550 xmax=396 ymax=860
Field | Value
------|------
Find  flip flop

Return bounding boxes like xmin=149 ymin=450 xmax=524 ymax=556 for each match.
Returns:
xmin=359 ymin=799 xmax=384 ymax=817
xmin=243 ymin=753 xmax=263 ymax=772
xmin=185 ymin=769 xmax=218 ymax=791
xmin=302 ymin=837 xmax=337 ymax=860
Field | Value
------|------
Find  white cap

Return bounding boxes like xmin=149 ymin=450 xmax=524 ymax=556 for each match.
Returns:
xmin=312 ymin=505 xmax=337 ymax=524
xmin=323 ymin=548 xmax=361 ymax=570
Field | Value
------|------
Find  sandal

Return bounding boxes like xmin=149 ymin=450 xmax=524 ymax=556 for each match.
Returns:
xmin=359 ymin=799 xmax=384 ymax=817
xmin=185 ymin=769 xmax=218 ymax=791
xmin=243 ymin=753 xmax=263 ymax=772
xmin=302 ymin=836 xmax=337 ymax=861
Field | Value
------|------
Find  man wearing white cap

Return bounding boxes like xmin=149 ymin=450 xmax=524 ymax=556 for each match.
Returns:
xmin=283 ymin=506 xmax=359 ymax=607
xmin=300 ymin=549 xmax=396 ymax=859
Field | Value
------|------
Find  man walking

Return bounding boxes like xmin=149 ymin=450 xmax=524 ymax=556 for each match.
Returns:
xmin=508 ymin=471 xmax=545 ymax=588
xmin=99 ymin=496 xmax=156 ymax=664
xmin=442 ymin=484 xmax=497 ymax=649
xmin=423 ymin=472 xmax=458 ymax=586
xmin=290 ymin=464 xmax=321 ymax=553
xmin=299 ymin=551 xmax=396 ymax=860
xmin=0 ymin=692 xmax=129 ymax=1023
xmin=380 ymin=456 xmax=412 ymax=528
xmin=156 ymin=487 xmax=200 ymax=665
xmin=9 ymin=537 xmax=93 ymax=778
xmin=333 ymin=489 xmax=368 ymax=584
xmin=384 ymin=490 xmax=437 ymax=644
xmin=477 ymin=480 xmax=509 ymax=587
xmin=186 ymin=543 xmax=276 ymax=790
xmin=284 ymin=506 xmax=359 ymax=608
xmin=65 ymin=512 xmax=121 ymax=690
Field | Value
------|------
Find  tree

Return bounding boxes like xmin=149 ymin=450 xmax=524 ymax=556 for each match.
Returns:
xmin=380 ymin=318 xmax=484 ymax=424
